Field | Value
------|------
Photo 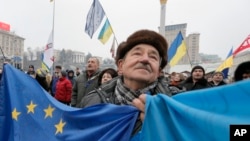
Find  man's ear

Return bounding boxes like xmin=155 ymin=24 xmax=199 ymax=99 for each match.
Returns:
xmin=157 ymin=68 xmax=162 ymax=77
xmin=117 ymin=59 xmax=124 ymax=73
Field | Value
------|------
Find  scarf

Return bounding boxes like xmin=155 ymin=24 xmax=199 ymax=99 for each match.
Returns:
xmin=114 ymin=77 xmax=158 ymax=105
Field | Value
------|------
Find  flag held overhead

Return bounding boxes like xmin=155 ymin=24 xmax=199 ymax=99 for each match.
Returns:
xmin=98 ymin=19 xmax=113 ymax=44
xmin=42 ymin=31 xmax=54 ymax=71
xmin=85 ymin=0 xmax=105 ymax=38
xmin=168 ymin=31 xmax=187 ymax=67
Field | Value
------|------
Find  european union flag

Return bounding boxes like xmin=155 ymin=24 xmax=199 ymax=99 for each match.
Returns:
xmin=0 ymin=64 xmax=138 ymax=141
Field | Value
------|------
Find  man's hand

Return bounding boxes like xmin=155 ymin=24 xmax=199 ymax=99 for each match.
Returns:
xmin=132 ymin=94 xmax=146 ymax=121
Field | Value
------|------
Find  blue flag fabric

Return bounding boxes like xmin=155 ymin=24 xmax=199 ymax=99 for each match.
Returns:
xmin=2 ymin=64 xmax=250 ymax=141
xmin=0 ymin=64 xmax=138 ymax=141
xmin=140 ymin=80 xmax=250 ymax=141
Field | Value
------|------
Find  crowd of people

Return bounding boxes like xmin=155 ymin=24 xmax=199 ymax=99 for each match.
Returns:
xmin=22 ymin=29 xmax=250 ymax=137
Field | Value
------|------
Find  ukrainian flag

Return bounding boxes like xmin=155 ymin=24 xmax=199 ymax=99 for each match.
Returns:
xmin=98 ymin=19 xmax=113 ymax=44
xmin=216 ymin=47 xmax=233 ymax=74
xmin=168 ymin=31 xmax=187 ymax=67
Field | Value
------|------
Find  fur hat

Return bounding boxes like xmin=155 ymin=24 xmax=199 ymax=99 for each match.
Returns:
xmin=116 ymin=29 xmax=168 ymax=69
xmin=234 ymin=61 xmax=250 ymax=81
xmin=191 ymin=65 xmax=205 ymax=75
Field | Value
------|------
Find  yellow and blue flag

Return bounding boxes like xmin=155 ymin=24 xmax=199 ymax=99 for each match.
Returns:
xmin=0 ymin=64 xmax=138 ymax=141
xmin=132 ymin=80 xmax=250 ymax=141
xmin=168 ymin=31 xmax=187 ymax=67
xmin=85 ymin=0 xmax=105 ymax=38
xmin=216 ymin=47 xmax=233 ymax=77
xmin=98 ymin=19 xmax=113 ymax=44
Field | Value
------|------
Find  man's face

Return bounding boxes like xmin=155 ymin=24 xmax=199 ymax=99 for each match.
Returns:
xmin=86 ymin=58 xmax=99 ymax=72
xmin=192 ymin=69 xmax=204 ymax=80
xmin=118 ymin=44 xmax=161 ymax=84
xmin=54 ymin=68 xmax=61 ymax=77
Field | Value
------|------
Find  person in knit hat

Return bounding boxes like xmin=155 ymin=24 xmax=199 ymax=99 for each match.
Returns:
xmin=55 ymin=70 xmax=72 ymax=105
xmin=80 ymin=29 xmax=182 ymax=136
xmin=181 ymin=65 xmax=212 ymax=91
xmin=209 ymin=71 xmax=227 ymax=86
xmin=234 ymin=61 xmax=250 ymax=82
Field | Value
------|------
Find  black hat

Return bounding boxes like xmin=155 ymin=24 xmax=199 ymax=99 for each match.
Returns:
xmin=116 ymin=29 xmax=168 ymax=69
xmin=234 ymin=61 xmax=250 ymax=81
xmin=191 ymin=65 xmax=205 ymax=75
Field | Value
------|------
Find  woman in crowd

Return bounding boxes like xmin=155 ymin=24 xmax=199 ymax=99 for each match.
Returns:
xmin=98 ymin=68 xmax=118 ymax=86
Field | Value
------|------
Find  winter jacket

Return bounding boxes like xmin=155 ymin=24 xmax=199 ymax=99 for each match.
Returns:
xmin=71 ymin=69 xmax=101 ymax=107
xmin=181 ymin=76 xmax=211 ymax=91
xmin=55 ymin=77 xmax=72 ymax=103
xmin=209 ymin=81 xmax=227 ymax=87
xmin=50 ymin=76 xmax=59 ymax=97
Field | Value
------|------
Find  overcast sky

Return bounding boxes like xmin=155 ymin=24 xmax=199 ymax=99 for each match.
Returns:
xmin=1 ymin=0 xmax=249 ymax=59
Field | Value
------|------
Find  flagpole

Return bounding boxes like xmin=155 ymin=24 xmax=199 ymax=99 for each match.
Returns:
xmin=0 ymin=46 xmax=6 ymax=63
xmin=51 ymin=0 xmax=55 ymax=74
xmin=185 ymin=44 xmax=193 ymax=68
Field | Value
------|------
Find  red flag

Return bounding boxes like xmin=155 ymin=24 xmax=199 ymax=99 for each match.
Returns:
xmin=233 ymin=35 xmax=250 ymax=57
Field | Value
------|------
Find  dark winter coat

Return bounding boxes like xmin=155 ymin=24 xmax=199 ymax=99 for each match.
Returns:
xmin=209 ymin=81 xmax=227 ymax=87
xmin=80 ymin=76 xmax=180 ymax=135
xmin=71 ymin=69 xmax=101 ymax=107
xmin=181 ymin=76 xmax=211 ymax=91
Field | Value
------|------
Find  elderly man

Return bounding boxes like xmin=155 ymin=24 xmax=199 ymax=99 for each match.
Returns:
xmin=80 ymin=29 xmax=181 ymax=135
xmin=71 ymin=57 xmax=101 ymax=107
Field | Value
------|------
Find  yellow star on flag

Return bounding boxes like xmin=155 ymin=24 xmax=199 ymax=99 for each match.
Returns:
xmin=26 ymin=101 xmax=37 ymax=114
xmin=55 ymin=119 xmax=66 ymax=134
xmin=44 ymin=105 xmax=55 ymax=118
xmin=12 ymin=108 xmax=21 ymax=121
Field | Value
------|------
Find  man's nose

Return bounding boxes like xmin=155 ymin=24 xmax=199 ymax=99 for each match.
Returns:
xmin=139 ymin=54 xmax=150 ymax=63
